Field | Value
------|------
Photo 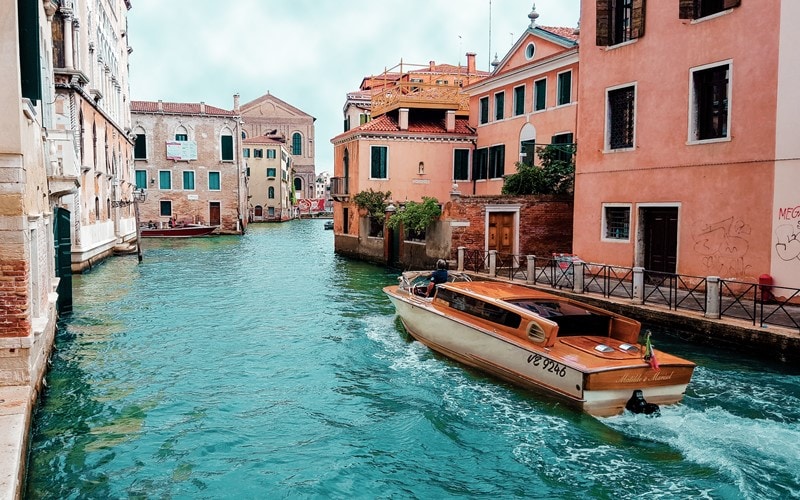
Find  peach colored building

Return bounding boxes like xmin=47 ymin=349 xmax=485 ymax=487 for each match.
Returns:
xmin=243 ymin=135 xmax=294 ymax=222
xmin=462 ymin=6 xmax=578 ymax=255
xmin=573 ymin=0 xmax=800 ymax=289
xmin=331 ymin=57 xmax=489 ymax=259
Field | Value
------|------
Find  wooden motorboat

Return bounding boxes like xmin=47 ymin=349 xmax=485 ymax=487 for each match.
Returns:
xmin=323 ymin=220 xmax=334 ymax=230
xmin=384 ymin=274 xmax=695 ymax=417
xmin=140 ymin=224 xmax=217 ymax=238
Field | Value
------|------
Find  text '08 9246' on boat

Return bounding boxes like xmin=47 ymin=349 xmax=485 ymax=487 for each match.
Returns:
xmin=384 ymin=272 xmax=696 ymax=417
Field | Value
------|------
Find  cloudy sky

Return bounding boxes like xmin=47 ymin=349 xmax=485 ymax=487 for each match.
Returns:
xmin=127 ymin=0 xmax=580 ymax=173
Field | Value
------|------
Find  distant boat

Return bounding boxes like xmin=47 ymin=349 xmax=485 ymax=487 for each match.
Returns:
xmin=324 ymin=220 xmax=334 ymax=230
xmin=384 ymin=272 xmax=695 ymax=417
xmin=140 ymin=224 xmax=217 ymax=238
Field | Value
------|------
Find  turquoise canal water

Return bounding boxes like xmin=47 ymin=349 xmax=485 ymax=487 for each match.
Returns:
xmin=26 ymin=220 xmax=800 ymax=499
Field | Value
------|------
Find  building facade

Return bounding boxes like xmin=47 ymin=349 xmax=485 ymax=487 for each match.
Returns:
xmin=239 ymin=92 xmax=316 ymax=203
xmin=574 ymin=0 xmax=800 ymax=288
xmin=51 ymin=0 xmax=136 ymax=272
xmin=131 ymin=99 xmax=247 ymax=234
xmin=462 ymin=6 xmax=578 ymax=255
xmin=243 ymin=135 xmax=294 ymax=222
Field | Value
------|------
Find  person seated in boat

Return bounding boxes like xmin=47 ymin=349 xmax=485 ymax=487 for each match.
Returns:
xmin=147 ymin=220 xmax=156 ymax=229
xmin=426 ymin=259 xmax=449 ymax=297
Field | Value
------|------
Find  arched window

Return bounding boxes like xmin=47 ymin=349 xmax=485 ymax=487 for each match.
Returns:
xmin=221 ymin=127 xmax=234 ymax=161
xmin=175 ymin=125 xmax=188 ymax=141
xmin=268 ymin=187 xmax=275 ymax=199
xmin=292 ymin=132 xmax=302 ymax=156
xmin=133 ymin=126 xmax=147 ymax=160
xmin=254 ymin=205 xmax=263 ymax=217
xmin=294 ymin=177 xmax=302 ymax=192
xmin=106 ymin=198 xmax=111 ymax=218
xmin=343 ymin=148 xmax=349 ymax=178
xmin=95 ymin=197 xmax=100 ymax=220
xmin=241 ymin=130 xmax=247 ymax=140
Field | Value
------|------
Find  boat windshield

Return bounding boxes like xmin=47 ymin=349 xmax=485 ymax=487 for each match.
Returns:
xmin=508 ymin=300 xmax=611 ymax=337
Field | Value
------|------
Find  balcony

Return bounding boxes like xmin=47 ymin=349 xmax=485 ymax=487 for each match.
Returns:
xmin=46 ymin=129 xmax=81 ymax=198
xmin=330 ymin=177 xmax=349 ymax=202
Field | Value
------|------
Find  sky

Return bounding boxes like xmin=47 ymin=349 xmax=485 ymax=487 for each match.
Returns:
xmin=127 ymin=0 xmax=580 ymax=174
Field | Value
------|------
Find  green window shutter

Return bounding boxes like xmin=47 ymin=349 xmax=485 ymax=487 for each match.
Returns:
xmin=454 ymin=149 xmax=470 ymax=181
xmin=534 ymin=80 xmax=547 ymax=111
xmin=558 ymin=72 xmax=572 ymax=105
xmin=596 ymin=0 xmax=610 ymax=46
xmin=479 ymin=97 xmax=489 ymax=124
xmin=246 ymin=167 xmax=250 ymax=177
xmin=267 ymin=168 xmax=276 ymax=177
xmin=134 ymin=134 xmax=147 ymax=159
xmin=175 ymin=134 xmax=188 ymax=141
xmin=473 ymin=148 xmax=488 ymax=180
xmin=495 ymin=92 xmax=504 ymax=120
xmin=243 ymin=148 xmax=250 ymax=158
xmin=514 ymin=86 xmax=525 ymax=115
xmin=18 ymin=0 xmax=42 ymax=102
xmin=209 ymin=172 xmax=221 ymax=190
xmin=371 ymin=146 xmax=387 ymax=178
xmin=221 ymin=135 xmax=233 ymax=161
xmin=183 ymin=171 xmax=194 ymax=190
xmin=159 ymin=201 xmax=171 ymax=217
xmin=159 ymin=171 xmax=171 ymax=189
xmin=135 ymin=170 xmax=147 ymax=189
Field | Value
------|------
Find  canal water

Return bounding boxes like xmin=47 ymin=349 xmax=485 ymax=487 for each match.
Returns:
xmin=26 ymin=220 xmax=800 ymax=499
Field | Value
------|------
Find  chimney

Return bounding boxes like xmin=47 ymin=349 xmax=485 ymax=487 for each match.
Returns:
xmin=157 ymin=99 xmax=163 ymax=112
xmin=445 ymin=110 xmax=455 ymax=132
xmin=233 ymin=93 xmax=240 ymax=113
xmin=398 ymin=108 xmax=409 ymax=130
xmin=466 ymin=52 xmax=476 ymax=74
xmin=200 ymin=101 xmax=206 ymax=114
xmin=429 ymin=60 xmax=435 ymax=71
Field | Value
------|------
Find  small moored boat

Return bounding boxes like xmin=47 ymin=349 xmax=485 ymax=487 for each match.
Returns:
xmin=140 ymin=224 xmax=217 ymax=238
xmin=384 ymin=273 xmax=695 ymax=417
xmin=323 ymin=220 xmax=334 ymax=230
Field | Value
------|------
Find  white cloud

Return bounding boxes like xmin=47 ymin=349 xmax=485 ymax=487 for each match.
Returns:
xmin=127 ymin=0 xmax=580 ymax=172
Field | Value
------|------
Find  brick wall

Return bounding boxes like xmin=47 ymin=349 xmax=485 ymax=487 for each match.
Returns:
xmin=0 ymin=258 xmax=30 ymax=338
xmin=445 ymin=195 xmax=574 ymax=258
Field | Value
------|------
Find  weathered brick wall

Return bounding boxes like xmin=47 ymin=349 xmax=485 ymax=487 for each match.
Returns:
xmin=444 ymin=195 xmax=574 ymax=257
xmin=0 ymin=258 xmax=30 ymax=338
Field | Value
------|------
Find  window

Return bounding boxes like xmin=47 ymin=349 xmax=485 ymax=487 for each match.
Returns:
xmin=596 ymin=0 xmax=645 ymax=46
xmin=267 ymin=149 xmax=276 ymax=159
xmin=473 ymin=148 xmax=488 ymax=180
xmin=534 ymin=79 xmax=547 ymax=112
xmin=494 ymin=92 xmax=505 ymax=121
xmin=158 ymin=170 xmax=171 ymax=190
xmin=520 ymin=140 xmax=536 ymax=166
xmin=344 ymin=116 xmax=351 ymax=132
xmin=268 ymin=187 xmax=275 ymax=199
xmin=607 ymin=85 xmax=636 ymax=150
xmin=370 ymin=146 xmax=388 ymax=179
xmin=488 ymin=145 xmax=505 ymax=178
xmin=267 ymin=168 xmax=276 ymax=178
xmin=134 ymin=134 xmax=147 ymax=159
xmin=175 ymin=133 xmax=188 ymax=141
xmin=253 ymin=149 xmax=263 ymax=158
xmin=183 ymin=171 xmax=195 ymax=190
xmin=679 ymin=0 xmax=740 ymax=20
xmin=551 ymin=133 xmax=575 ymax=163
xmin=360 ymin=113 xmax=369 ymax=125
xmin=513 ymin=85 xmax=525 ymax=116
xmin=691 ymin=63 xmax=730 ymax=141
xmin=135 ymin=169 xmax=147 ymax=189
xmin=243 ymin=148 xmax=250 ymax=158
xmin=557 ymin=72 xmax=572 ymax=106
xmin=479 ymin=96 xmax=489 ymax=124
xmin=221 ymin=132 xmax=233 ymax=161
xmin=160 ymin=200 xmax=172 ymax=217
xmin=294 ymin=178 xmax=302 ymax=191
xmin=604 ymin=205 xmax=631 ymax=240
xmin=525 ymin=42 xmax=536 ymax=60
xmin=209 ymin=171 xmax=221 ymax=190
xmin=292 ymin=133 xmax=302 ymax=155
xmin=453 ymin=149 xmax=470 ymax=181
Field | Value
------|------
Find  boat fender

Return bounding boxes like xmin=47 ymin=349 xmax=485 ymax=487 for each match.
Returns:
xmin=625 ymin=389 xmax=661 ymax=416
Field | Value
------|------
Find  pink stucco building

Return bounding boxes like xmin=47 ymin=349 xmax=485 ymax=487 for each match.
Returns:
xmin=574 ymin=0 xmax=800 ymax=289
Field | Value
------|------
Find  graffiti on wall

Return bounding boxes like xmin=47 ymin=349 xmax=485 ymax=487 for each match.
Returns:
xmin=775 ymin=204 xmax=800 ymax=262
xmin=692 ymin=216 xmax=752 ymax=276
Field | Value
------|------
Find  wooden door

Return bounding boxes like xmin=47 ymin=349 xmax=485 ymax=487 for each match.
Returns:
xmin=488 ymin=212 xmax=515 ymax=254
xmin=644 ymin=207 xmax=678 ymax=273
xmin=210 ymin=202 xmax=221 ymax=226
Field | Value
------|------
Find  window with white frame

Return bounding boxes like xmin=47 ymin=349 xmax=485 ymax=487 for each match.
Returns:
xmin=596 ymin=0 xmax=646 ymax=46
xmin=494 ymin=92 xmax=505 ymax=121
xmin=679 ymin=0 xmax=740 ymax=20
xmin=370 ymin=145 xmax=388 ymax=179
xmin=158 ymin=170 xmax=171 ymax=190
xmin=534 ymin=79 xmax=547 ymax=111
xmin=182 ymin=170 xmax=195 ymax=190
xmin=690 ymin=62 xmax=730 ymax=142
xmin=603 ymin=205 xmax=631 ymax=240
xmin=557 ymin=71 xmax=572 ymax=106
xmin=479 ymin=96 xmax=489 ymax=124
xmin=208 ymin=171 xmax=221 ymax=190
xmin=606 ymin=84 xmax=636 ymax=150
xmin=513 ymin=85 xmax=525 ymax=116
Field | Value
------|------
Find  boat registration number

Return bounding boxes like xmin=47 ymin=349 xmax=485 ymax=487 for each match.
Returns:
xmin=527 ymin=354 xmax=567 ymax=378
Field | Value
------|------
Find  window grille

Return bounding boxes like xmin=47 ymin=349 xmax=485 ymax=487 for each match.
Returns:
xmin=608 ymin=86 xmax=635 ymax=150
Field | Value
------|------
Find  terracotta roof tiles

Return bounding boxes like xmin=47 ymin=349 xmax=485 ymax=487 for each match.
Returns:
xmin=351 ymin=114 xmax=475 ymax=135
xmin=130 ymin=100 xmax=236 ymax=116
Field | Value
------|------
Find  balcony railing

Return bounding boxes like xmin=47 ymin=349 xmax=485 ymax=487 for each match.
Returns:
xmin=330 ymin=177 xmax=349 ymax=201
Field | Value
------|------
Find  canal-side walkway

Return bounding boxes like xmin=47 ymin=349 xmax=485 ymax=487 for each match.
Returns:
xmin=0 ymin=385 xmax=30 ymax=500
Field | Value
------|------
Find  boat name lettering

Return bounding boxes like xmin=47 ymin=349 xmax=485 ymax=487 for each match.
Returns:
xmin=526 ymin=354 xmax=567 ymax=378
xmin=617 ymin=370 xmax=675 ymax=384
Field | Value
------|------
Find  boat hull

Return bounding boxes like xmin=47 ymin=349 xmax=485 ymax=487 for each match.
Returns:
xmin=385 ymin=284 xmax=694 ymax=417
xmin=140 ymin=225 xmax=217 ymax=238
